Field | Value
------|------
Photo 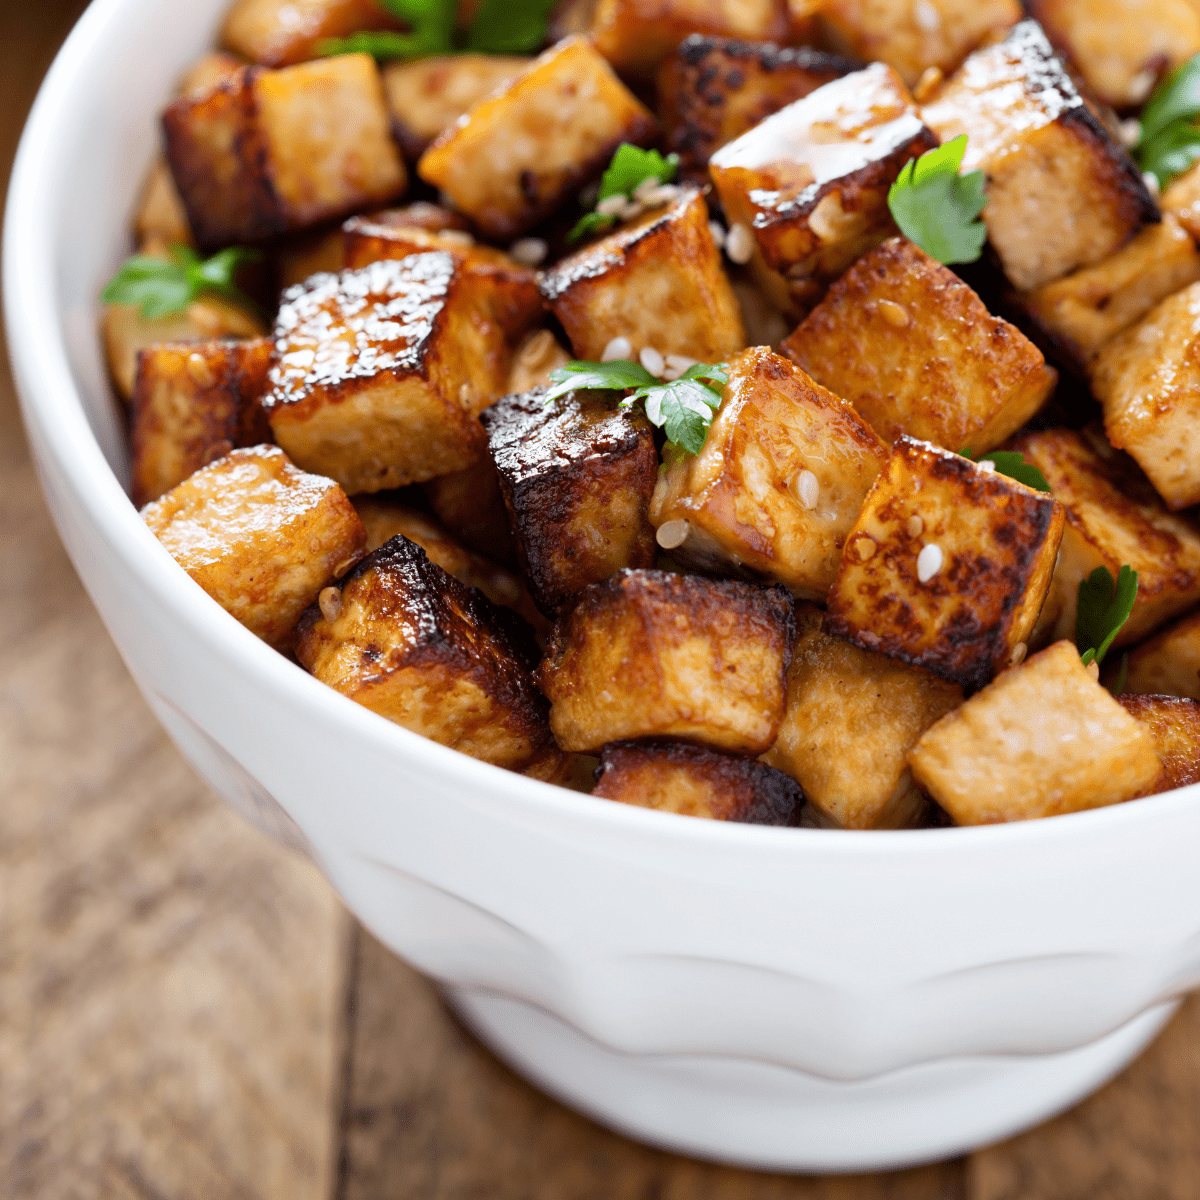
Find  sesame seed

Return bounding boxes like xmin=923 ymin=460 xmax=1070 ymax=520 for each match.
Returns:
xmin=642 ymin=184 xmax=682 ymax=207
xmin=978 ymin=459 xmax=996 ymax=473
xmin=913 ymin=66 xmax=944 ymax=103
xmin=789 ymin=468 xmax=820 ymax=510
xmin=618 ymin=198 xmax=644 ymax=221
xmin=662 ymin=353 xmax=698 ymax=381
xmin=508 ymin=237 xmax=547 ymax=265
xmin=906 ymin=514 xmax=924 ymax=537
xmin=601 ymin=336 xmax=632 ymax=362
xmin=708 ymin=220 xmax=726 ymax=249
xmin=915 ymin=0 xmax=940 ymax=31
xmin=725 ymin=222 xmax=755 ymax=264
xmin=596 ymin=194 xmax=627 ymax=217
xmin=632 ymin=177 xmax=662 ymax=203
xmin=1086 ymin=659 xmax=1100 ymax=681
xmin=1143 ymin=171 xmax=1160 ymax=199
xmin=854 ymin=535 xmax=877 ymax=562
xmin=640 ymin=345 xmax=665 ymax=376
xmin=319 ymin=586 xmax=343 ymax=623
xmin=1129 ymin=69 xmax=1157 ymax=104
xmin=458 ymin=381 xmax=474 ymax=409
xmin=877 ymin=299 xmax=911 ymax=328
xmin=917 ymin=543 xmax=944 ymax=583
xmin=440 ymin=229 xmax=475 ymax=246
xmin=1009 ymin=642 xmax=1028 ymax=667
xmin=1119 ymin=118 xmax=1141 ymax=147
xmin=656 ymin=519 xmax=690 ymax=549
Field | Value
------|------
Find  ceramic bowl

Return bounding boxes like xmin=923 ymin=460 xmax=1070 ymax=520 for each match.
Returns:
xmin=8 ymin=0 xmax=1200 ymax=1173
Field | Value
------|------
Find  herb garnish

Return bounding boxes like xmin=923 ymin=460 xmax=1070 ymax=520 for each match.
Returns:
xmin=544 ymin=359 xmax=727 ymax=455
xmin=960 ymin=448 xmax=1051 ymax=493
xmin=1076 ymin=565 xmax=1139 ymax=668
xmin=887 ymin=135 xmax=988 ymax=265
xmin=102 ymin=244 xmax=261 ymax=320
xmin=1133 ymin=53 xmax=1200 ymax=188
xmin=567 ymin=144 xmax=680 ymax=244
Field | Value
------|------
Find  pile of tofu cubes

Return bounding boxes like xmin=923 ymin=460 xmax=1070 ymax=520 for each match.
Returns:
xmin=110 ymin=0 xmax=1200 ymax=830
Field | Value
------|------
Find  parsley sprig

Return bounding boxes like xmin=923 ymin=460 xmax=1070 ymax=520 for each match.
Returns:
xmin=102 ymin=244 xmax=261 ymax=320
xmin=567 ymin=145 xmax=680 ymax=244
xmin=960 ymin=448 xmax=1050 ymax=493
xmin=1133 ymin=53 xmax=1200 ymax=188
xmin=544 ymin=359 xmax=727 ymax=455
xmin=1076 ymin=565 xmax=1139 ymax=668
xmin=887 ymin=135 xmax=987 ymax=265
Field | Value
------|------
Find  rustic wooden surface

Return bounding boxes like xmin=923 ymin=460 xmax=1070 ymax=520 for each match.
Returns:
xmin=4 ymin=4 xmax=1200 ymax=1198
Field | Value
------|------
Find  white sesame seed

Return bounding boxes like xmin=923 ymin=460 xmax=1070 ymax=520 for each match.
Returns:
xmin=601 ymin=336 xmax=632 ymax=362
xmin=1119 ymin=118 xmax=1141 ymax=147
xmin=917 ymin=543 xmax=944 ymax=583
xmin=640 ymin=345 xmax=665 ymax=376
xmin=619 ymin=199 xmax=645 ymax=220
xmin=642 ymin=184 xmax=682 ymax=207
xmin=596 ymin=194 xmax=627 ymax=217
xmin=708 ymin=220 xmax=726 ymax=249
xmin=978 ymin=459 xmax=996 ymax=473
xmin=656 ymin=518 xmax=691 ymax=549
xmin=508 ymin=237 xmax=547 ymax=265
xmin=725 ymin=222 xmax=755 ymax=264
xmin=632 ymin=177 xmax=662 ymax=203
xmin=1129 ymin=69 xmax=1157 ymax=104
xmin=789 ymin=468 xmax=820 ymax=510
xmin=877 ymin=299 xmax=911 ymax=328
xmin=915 ymin=0 xmax=940 ymax=31
xmin=319 ymin=586 xmax=343 ymax=623
xmin=906 ymin=514 xmax=924 ymax=537
xmin=1143 ymin=171 xmax=1161 ymax=198
xmin=1010 ymin=641 xmax=1028 ymax=667
xmin=439 ymin=229 xmax=475 ymax=246
xmin=662 ymin=353 xmax=698 ymax=381
xmin=1086 ymin=659 xmax=1100 ymax=681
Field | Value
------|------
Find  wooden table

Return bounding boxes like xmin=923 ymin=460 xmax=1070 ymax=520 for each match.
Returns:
xmin=4 ymin=5 xmax=1200 ymax=1197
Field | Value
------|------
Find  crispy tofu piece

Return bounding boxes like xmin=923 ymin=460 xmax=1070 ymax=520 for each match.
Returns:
xmin=825 ymin=436 xmax=1065 ymax=691
xmin=162 ymin=56 xmax=407 ymax=249
xmin=909 ymin=640 xmax=1162 ymax=822
xmin=263 ymin=253 xmax=536 ymax=494
xmin=540 ymin=190 xmax=745 ymax=363
xmin=649 ymin=348 xmax=890 ymax=600
xmin=594 ymin=740 xmax=803 ymax=823
xmin=219 ymin=0 xmax=401 ymax=67
xmin=178 ymin=51 xmax=248 ymax=97
xmin=783 ymin=236 xmax=1055 ymax=451
xmin=1017 ymin=428 xmax=1200 ymax=647
xmin=134 ymin=159 xmax=193 ymax=248
xmin=537 ymin=568 xmax=795 ymax=754
xmin=709 ymin=62 xmax=937 ymax=317
xmin=296 ymin=536 xmax=549 ymax=768
xmin=1163 ymin=160 xmax=1200 ymax=243
xmin=921 ymin=20 xmax=1157 ymax=292
xmin=1092 ymin=281 xmax=1200 ymax=511
xmin=1118 ymin=608 xmax=1200 ymax=701
xmin=417 ymin=37 xmax=658 ymax=242
xmin=423 ymin=460 xmax=519 ymax=566
xmin=762 ymin=604 xmax=962 ymax=829
xmin=384 ymin=54 xmax=530 ymax=159
xmin=483 ymin=388 xmax=658 ymax=616
xmin=1117 ymin=694 xmax=1200 ymax=794
xmin=142 ymin=444 xmax=364 ymax=650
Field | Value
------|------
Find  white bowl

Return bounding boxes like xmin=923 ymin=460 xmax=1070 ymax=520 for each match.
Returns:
xmin=8 ymin=0 xmax=1200 ymax=1173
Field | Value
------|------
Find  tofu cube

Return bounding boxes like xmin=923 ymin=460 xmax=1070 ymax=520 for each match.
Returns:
xmin=1117 ymin=608 xmax=1200 ymax=701
xmin=220 ymin=0 xmax=402 ymax=67
xmin=134 ymin=159 xmax=193 ymax=248
xmin=177 ymin=51 xmax=248 ymax=98
xmin=540 ymin=190 xmax=745 ymax=363
xmin=649 ymin=348 xmax=890 ymax=600
xmin=162 ymin=56 xmax=407 ymax=249
xmin=920 ymin=20 xmax=1158 ymax=292
xmin=909 ymin=640 xmax=1163 ymax=823
xmin=141 ymin=444 xmax=365 ymax=650
xmin=422 ymin=459 xmax=520 ymax=567
xmin=537 ymin=569 xmax=795 ymax=754
xmin=824 ymin=436 xmax=1065 ymax=691
xmin=418 ymin=37 xmax=658 ymax=242
xmin=295 ymin=536 xmax=549 ymax=768
xmin=594 ymin=740 xmax=803 ymax=824
xmin=1092 ymin=281 xmax=1200 ymax=511
xmin=783 ymin=236 xmax=1056 ymax=452
xmin=1117 ymin=694 xmax=1200 ymax=795
xmin=709 ymin=63 xmax=937 ymax=317
xmin=482 ymin=387 xmax=659 ymax=616
xmin=1163 ymin=160 xmax=1200 ymax=243
xmin=762 ymin=604 xmax=963 ymax=829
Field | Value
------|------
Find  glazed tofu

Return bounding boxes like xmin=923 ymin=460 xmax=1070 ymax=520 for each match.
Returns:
xmin=709 ymin=63 xmax=937 ymax=317
xmin=1117 ymin=695 xmax=1200 ymax=794
xmin=177 ymin=51 xmax=249 ymax=97
xmin=783 ymin=237 xmax=1056 ymax=452
xmin=649 ymin=348 xmax=890 ymax=600
xmin=263 ymin=253 xmax=537 ymax=494
xmin=1016 ymin=429 xmax=1200 ymax=647
xmin=1092 ymin=282 xmax=1200 ymax=511
xmin=423 ymin=459 xmax=519 ymax=566
xmin=295 ymin=536 xmax=549 ymax=769
xmin=537 ymin=569 xmax=795 ymax=754
xmin=909 ymin=640 xmax=1162 ymax=823
xmin=162 ymin=56 xmax=407 ymax=248
xmin=921 ymin=20 xmax=1157 ymax=292
xmin=219 ymin=0 xmax=401 ymax=67
xmin=418 ymin=38 xmax=658 ymax=241
xmin=824 ymin=436 xmax=1065 ymax=691
xmin=141 ymin=444 xmax=365 ymax=650
xmin=659 ymin=36 xmax=856 ymax=177
xmin=540 ymin=191 xmax=745 ymax=364
xmin=594 ymin=740 xmax=803 ymax=824
xmin=130 ymin=338 xmax=273 ymax=507
xmin=1118 ymin=609 xmax=1200 ymax=700
xmin=482 ymin=388 xmax=659 ymax=616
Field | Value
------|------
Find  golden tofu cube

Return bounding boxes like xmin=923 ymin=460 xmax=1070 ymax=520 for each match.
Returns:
xmin=422 ymin=459 xmax=519 ymax=567
xmin=921 ymin=20 xmax=1157 ymax=292
xmin=162 ymin=56 xmax=407 ymax=249
xmin=762 ymin=604 xmax=963 ymax=829
xmin=709 ymin=62 xmax=937 ymax=317
xmin=134 ymin=159 xmax=193 ymax=248
xmin=1117 ymin=608 xmax=1200 ymax=701
xmin=649 ymin=348 xmax=890 ymax=600
xmin=594 ymin=740 xmax=803 ymax=824
xmin=178 ymin=51 xmax=248 ymax=98
xmin=537 ymin=568 xmax=795 ymax=754
xmin=1163 ymin=160 xmax=1200 ymax=243
xmin=1117 ymin=694 xmax=1200 ymax=795
xmin=141 ymin=444 xmax=365 ymax=650
xmin=825 ymin=436 xmax=1065 ymax=691
xmin=540 ymin=190 xmax=745 ymax=363
xmin=1092 ymin=281 xmax=1200 ymax=511
xmin=219 ymin=0 xmax=401 ymax=67
xmin=909 ymin=640 xmax=1163 ymax=823
xmin=417 ymin=37 xmax=658 ymax=241
xmin=295 ymin=536 xmax=549 ymax=768
xmin=783 ymin=236 xmax=1056 ymax=452
xmin=1016 ymin=428 xmax=1200 ymax=647
xmin=483 ymin=387 xmax=659 ymax=616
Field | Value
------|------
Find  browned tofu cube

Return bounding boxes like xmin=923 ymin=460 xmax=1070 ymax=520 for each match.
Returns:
xmin=263 ymin=253 xmax=535 ymax=494
xmin=295 ymin=536 xmax=549 ymax=768
xmin=783 ymin=236 xmax=1056 ymax=452
xmin=1117 ymin=694 xmax=1200 ymax=794
xmin=921 ymin=20 xmax=1157 ymax=292
xmin=1118 ymin=608 xmax=1200 ymax=701
xmin=141 ymin=444 xmax=365 ymax=650
xmin=650 ymin=348 xmax=890 ymax=600
xmin=1092 ymin=281 xmax=1200 ymax=511
xmin=423 ymin=459 xmax=519 ymax=566
xmin=537 ymin=569 xmax=795 ymax=754
xmin=134 ymin=159 xmax=193 ymax=248
xmin=709 ymin=63 xmax=937 ymax=317
xmin=178 ymin=51 xmax=249 ymax=97
xmin=1163 ymin=160 xmax=1200 ymax=243
xmin=417 ymin=38 xmax=658 ymax=241
xmin=594 ymin=740 xmax=803 ymax=823
xmin=1016 ymin=428 xmax=1200 ymax=646
xmin=762 ymin=604 xmax=963 ymax=828
xmin=162 ymin=56 xmax=407 ymax=249
xmin=482 ymin=388 xmax=658 ymax=616
xmin=219 ymin=0 xmax=401 ymax=67
xmin=909 ymin=640 xmax=1162 ymax=823
xmin=824 ymin=436 xmax=1065 ymax=691
xmin=540 ymin=190 xmax=745 ymax=363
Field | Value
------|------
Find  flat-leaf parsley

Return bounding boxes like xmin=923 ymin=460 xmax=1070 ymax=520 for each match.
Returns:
xmin=1076 ymin=565 xmax=1139 ymax=668
xmin=102 ymin=244 xmax=261 ymax=320
xmin=1134 ymin=53 xmax=1200 ymax=188
xmin=960 ymin=448 xmax=1051 ymax=493
xmin=887 ymin=135 xmax=987 ymax=265
xmin=567 ymin=144 xmax=680 ymax=243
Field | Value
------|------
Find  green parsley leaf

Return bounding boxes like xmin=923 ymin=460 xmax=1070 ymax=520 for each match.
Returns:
xmin=101 ymin=244 xmax=261 ymax=320
xmin=1076 ymin=565 xmax=1138 ymax=668
xmin=1135 ymin=117 xmax=1200 ymax=189
xmin=318 ymin=30 xmax=441 ymax=60
xmin=887 ymin=135 xmax=988 ymax=265
xmin=1111 ymin=651 xmax=1130 ymax=696
xmin=1138 ymin=53 xmax=1200 ymax=144
xmin=466 ymin=0 xmax=556 ymax=53
xmin=959 ymin=447 xmax=1051 ymax=493
xmin=566 ymin=144 xmax=680 ymax=243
